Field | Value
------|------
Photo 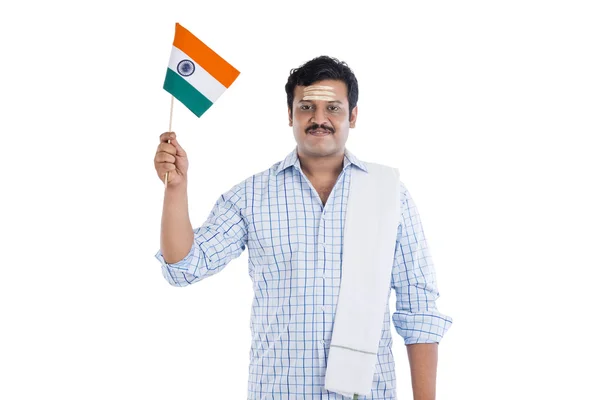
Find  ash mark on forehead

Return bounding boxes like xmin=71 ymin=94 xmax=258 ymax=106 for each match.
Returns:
xmin=302 ymin=85 xmax=336 ymax=101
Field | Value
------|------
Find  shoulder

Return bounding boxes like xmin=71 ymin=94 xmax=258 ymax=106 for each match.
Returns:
xmin=363 ymin=161 xmax=398 ymax=174
xmin=362 ymin=161 xmax=407 ymax=189
xmin=218 ymin=163 xmax=275 ymax=206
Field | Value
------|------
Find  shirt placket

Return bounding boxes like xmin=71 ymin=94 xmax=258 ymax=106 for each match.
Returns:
xmin=296 ymin=163 xmax=350 ymax=382
xmin=315 ymin=168 xmax=348 ymax=378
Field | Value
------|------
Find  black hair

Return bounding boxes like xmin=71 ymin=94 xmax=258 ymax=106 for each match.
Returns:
xmin=285 ymin=55 xmax=359 ymax=119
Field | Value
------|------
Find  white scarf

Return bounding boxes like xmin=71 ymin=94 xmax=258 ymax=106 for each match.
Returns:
xmin=324 ymin=163 xmax=402 ymax=397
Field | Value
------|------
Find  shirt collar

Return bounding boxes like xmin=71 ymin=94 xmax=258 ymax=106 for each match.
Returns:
xmin=275 ymin=146 xmax=369 ymax=175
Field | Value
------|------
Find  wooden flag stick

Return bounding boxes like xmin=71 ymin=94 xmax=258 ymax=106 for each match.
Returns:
xmin=164 ymin=95 xmax=174 ymax=189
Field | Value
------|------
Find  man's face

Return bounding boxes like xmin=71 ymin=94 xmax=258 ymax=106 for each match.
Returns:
xmin=288 ymin=79 xmax=357 ymax=159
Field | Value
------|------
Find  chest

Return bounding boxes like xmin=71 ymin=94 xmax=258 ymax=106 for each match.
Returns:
xmin=245 ymin=170 xmax=349 ymax=256
xmin=308 ymin=179 xmax=336 ymax=206
xmin=314 ymin=183 xmax=334 ymax=205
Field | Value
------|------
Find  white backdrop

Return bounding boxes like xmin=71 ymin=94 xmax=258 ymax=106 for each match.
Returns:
xmin=1 ymin=0 xmax=599 ymax=399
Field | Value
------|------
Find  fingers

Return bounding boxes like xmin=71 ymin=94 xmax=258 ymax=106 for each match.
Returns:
xmin=160 ymin=131 xmax=175 ymax=143
xmin=157 ymin=142 xmax=176 ymax=156
xmin=158 ymin=132 xmax=176 ymax=156
xmin=156 ymin=161 xmax=176 ymax=181
xmin=162 ymin=163 xmax=176 ymax=172
xmin=155 ymin=132 xmax=186 ymax=185
xmin=155 ymin=151 xmax=176 ymax=164
xmin=157 ymin=132 xmax=186 ymax=157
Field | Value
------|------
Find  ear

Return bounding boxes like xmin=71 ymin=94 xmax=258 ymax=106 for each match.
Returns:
xmin=349 ymin=105 xmax=358 ymax=128
xmin=288 ymin=108 xmax=293 ymax=126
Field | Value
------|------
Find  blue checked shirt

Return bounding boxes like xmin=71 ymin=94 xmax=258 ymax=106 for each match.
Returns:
xmin=155 ymin=146 xmax=453 ymax=399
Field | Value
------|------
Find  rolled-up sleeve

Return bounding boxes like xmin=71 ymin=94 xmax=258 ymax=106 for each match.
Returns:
xmin=391 ymin=183 xmax=453 ymax=344
xmin=155 ymin=182 xmax=248 ymax=287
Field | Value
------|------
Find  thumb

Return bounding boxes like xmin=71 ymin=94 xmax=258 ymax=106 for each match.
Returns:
xmin=170 ymin=137 xmax=187 ymax=156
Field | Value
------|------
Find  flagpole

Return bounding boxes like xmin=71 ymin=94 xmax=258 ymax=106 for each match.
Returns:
xmin=165 ymin=95 xmax=174 ymax=189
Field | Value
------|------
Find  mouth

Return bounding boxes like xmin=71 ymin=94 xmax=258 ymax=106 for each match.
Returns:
xmin=308 ymin=129 xmax=332 ymax=136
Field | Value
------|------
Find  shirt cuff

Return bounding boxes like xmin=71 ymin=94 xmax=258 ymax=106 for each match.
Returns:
xmin=393 ymin=311 xmax=453 ymax=345
xmin=155 ymin=244 xmax=194 ymax=271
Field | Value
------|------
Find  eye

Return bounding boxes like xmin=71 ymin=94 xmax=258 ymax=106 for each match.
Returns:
xmin=328 ymin=105 xmax=340 ymax=112
xmin=300 ymin=104 xmax=312 ymax=111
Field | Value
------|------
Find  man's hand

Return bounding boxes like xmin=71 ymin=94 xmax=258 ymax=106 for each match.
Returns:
xmin=406 ymin=343 xmax=438 ymax=400
xmin=154 ymin=132 xmax=189 ymax=187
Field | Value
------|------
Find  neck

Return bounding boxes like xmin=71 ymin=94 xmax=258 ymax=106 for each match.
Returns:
xmin=297 ymin=148 xmax=345 ymax=180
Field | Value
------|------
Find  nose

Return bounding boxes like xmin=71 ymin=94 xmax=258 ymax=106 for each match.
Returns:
xmin=311 ymin=105 xmax=329 ymax=126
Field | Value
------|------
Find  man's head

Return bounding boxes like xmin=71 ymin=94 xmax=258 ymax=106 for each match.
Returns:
xmin=285 ymin=56 xmax=359 ymax=159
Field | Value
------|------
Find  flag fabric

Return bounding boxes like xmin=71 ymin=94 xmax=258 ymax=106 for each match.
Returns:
xmin=164 ymin=23 xmax=240 ymax=117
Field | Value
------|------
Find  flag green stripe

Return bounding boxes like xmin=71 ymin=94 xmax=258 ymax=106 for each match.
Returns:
xmin=164 ymin=68 xmax=213 ymax=117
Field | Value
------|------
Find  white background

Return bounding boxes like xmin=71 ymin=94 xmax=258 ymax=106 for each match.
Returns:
xmin=1 ymin=0 xmax=599 ymax=399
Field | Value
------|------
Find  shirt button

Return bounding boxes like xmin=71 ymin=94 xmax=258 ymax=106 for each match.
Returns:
xmin=321 ymin=339 xmax=325 ymax=346
xmin=321 ymin=305 xmax=325 ymax=311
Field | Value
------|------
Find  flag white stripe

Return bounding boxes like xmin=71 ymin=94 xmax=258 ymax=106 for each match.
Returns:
xmin=168 ymin=46 xmax=227 ymax=103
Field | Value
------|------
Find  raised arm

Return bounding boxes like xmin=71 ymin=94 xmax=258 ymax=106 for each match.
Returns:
xmin=153 ymin=131 xmax=248 ymax=286
xmin=154 ymin=131 xmax=193 ymax=264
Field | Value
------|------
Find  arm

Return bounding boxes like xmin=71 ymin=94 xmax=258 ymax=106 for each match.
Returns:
xmin=160 ymin=181 xmax=193 ymax=264
xmin=155 ymin=181 xmax=248 ymax=286
xmin=407 ymin=343 xmax=438 ymax=400
xmin=390 ymin=183 xmax=452 ymax=398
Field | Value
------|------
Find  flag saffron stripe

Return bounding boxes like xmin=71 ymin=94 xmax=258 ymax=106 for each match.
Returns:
xmin=163 ymin=68 xmax=213 ymax=117
xmin=173 ymin=23 xmax=240 ymax=88
xmin=168 ymin=46 xmax=226 ymax=103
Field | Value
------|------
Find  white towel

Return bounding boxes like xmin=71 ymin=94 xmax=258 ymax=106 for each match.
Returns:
xmin=324 ymin=163 xmax=402 ymax=397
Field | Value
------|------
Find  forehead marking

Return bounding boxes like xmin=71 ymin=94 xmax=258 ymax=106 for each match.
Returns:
xmin=302 ymin=85 xmax=336 ymax=101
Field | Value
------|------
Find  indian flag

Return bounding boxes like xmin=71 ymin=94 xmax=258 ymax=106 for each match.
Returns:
xmin=164 ymin=23 xmax=240 ymax=117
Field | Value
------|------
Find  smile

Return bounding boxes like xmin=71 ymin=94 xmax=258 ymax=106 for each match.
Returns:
xmin=308 ymin=130 xmax=331 ymax=136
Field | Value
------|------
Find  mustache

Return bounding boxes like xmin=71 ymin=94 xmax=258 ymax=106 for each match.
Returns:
xmin=305 ymin=123 xmax=335 ymax=134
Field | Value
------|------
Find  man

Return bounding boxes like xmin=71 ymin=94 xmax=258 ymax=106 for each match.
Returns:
xmin=154 ymin=56 xmax=452 ymax=399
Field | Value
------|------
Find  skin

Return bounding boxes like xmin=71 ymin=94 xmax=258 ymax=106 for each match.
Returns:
xmin=288 ymin=79 xmax=357 ymax=188
xmin=407 ymin=343 xmax=438 ymax=400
